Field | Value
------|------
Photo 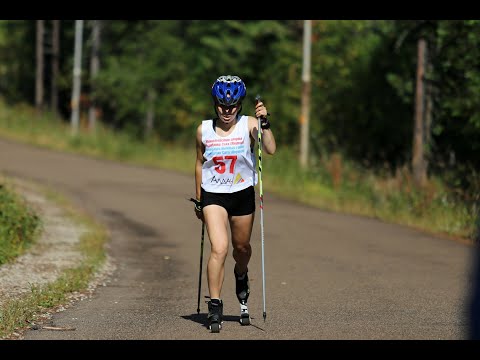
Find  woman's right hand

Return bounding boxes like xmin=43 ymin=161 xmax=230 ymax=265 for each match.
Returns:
xmin=190 ymin=198 xmax=204 ymax=222
xmin=195 ymin=208 xmax=204 ymax=222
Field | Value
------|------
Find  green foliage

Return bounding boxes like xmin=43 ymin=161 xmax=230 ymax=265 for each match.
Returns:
xmin=93 ymin=21 xmax=189 ymax=140
xmin=384 ymin=20 xmax=480 ymax=193
xmin=0 ymin=21 xmax=35 ymax=103
xmin=309 ymin=20 xmax=413 ymax=167
xmin=0 ymin=184 xmax=41 ymax=265
xmin=267 ymin=148 xmax=476 ymax=239
xmin=181 ymin=20 xmax=301 ymax=144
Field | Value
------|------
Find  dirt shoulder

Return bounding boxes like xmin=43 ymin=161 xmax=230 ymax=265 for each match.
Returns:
xmin=0 ymin=177 xmax=115 ymax=339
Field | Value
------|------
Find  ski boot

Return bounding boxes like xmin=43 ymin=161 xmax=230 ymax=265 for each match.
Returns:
xmin=235 ymin=267 xmax=250 ymax=325
xmin=207 ymin=298 xmax=223 ymax=333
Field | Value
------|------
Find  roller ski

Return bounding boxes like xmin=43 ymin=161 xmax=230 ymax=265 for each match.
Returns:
xmin=235 ymin=267 xmax=251 ymax=325
xmin=207 ymin=298 xmax=223 ymax=333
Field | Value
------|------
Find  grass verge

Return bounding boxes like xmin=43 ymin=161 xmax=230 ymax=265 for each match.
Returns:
xmin=0 ymin=183 xmax=41 ymax=266
xmin=0 ymin=181 xmax=109 ymax=339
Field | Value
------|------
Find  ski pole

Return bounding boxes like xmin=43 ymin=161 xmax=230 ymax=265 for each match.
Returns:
xmin=189 ymin=198 xmax=205 ymax=314
xmin=255 ymin=94 xmax=267 ymax=322
xmin=197 ymin=222 xmax=205 ymax=314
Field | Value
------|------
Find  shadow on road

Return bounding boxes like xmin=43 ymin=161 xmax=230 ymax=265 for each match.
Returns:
xmin=181 ymin=313 xmax=266 ymax=332
xmin=102 ymin=208 xmax=159 ymax=237
xmin=181 ymin=313 xmax=241 ymax=329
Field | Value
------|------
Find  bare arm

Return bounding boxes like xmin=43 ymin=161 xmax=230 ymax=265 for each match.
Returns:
xmin=249 ymin=100 xmax=276 ymax=155
xmin=195 ymin=124 xmax=204 ymax=200
xmin=259 ymin=123 xmax=276 ymax=155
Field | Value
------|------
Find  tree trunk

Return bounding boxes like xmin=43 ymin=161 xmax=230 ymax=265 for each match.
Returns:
xmin=412 ymin=37 xmax=427 ymax=188
xmin=35 ymin=20 xmax=44 ymax=114
xmin=88 ymin=20 xmax=102 ymax=132
xmin=424 ymin=52 xmax=433 ymax=182
xmin=51 ymin=20 xmax=60 ymax=115
xmin=145 ymin=88 xmax=156 ymax=140
xmin=71 ymin=20 xmax=84 ymax=135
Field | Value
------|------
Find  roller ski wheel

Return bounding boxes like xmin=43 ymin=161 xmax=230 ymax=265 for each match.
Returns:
xmin=209 ymin=321 xmax=221 ymax=333
xmin=239 ymin=301 xmax=250 ymax=325
xmin=207 ymin=299 xmax=223 ymax=333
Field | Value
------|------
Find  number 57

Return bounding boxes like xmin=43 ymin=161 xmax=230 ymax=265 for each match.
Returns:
xmin=213 ymin=155 xmax=237 ymax=174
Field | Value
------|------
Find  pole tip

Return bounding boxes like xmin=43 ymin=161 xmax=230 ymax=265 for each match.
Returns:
xmin=263 ymin=312 xmax=266 ymax=322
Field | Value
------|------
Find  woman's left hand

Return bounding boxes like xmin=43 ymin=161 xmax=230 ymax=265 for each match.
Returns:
xmin=255 ymin=101 xmax=268 ymax=119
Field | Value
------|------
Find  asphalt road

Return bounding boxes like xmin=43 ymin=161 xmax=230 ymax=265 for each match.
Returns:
xmin=0 ymin=137 xmax=473 ymax=339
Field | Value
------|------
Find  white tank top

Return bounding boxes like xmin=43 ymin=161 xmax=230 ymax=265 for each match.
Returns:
xmin=201 ymin=115 xmax=258 ymax=193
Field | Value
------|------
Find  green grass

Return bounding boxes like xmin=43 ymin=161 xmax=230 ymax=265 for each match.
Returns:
xmin=264 ymin=150 xmax=477 ymax=240
xmin=0 ymin=183 xmax=41 ymax=265
xmin=0 ymin=97 xmax=476 ymax=242
xmin=0 ymin=181 xmax=109 ymax=338
xmin=0 ymin=99 xmax=192 ymax=175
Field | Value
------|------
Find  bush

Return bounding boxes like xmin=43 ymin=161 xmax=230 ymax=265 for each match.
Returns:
xmin=0 ymin=184 xmax=41 ymax=265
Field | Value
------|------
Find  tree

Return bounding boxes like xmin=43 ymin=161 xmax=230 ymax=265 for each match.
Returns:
xmin=70 ymin=20 xmax=84 ymax=135
xmin=35 ymin=20 xmax=44 ymax=113
xmin=51 ymin=20 xmax=60 ymax=115
xmin=412 ymin=37 xmax=427 ymax=188
xmin=88 ymin=20 xmax=102 ymax=132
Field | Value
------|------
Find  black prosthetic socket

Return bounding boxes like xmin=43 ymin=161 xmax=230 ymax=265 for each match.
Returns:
xmin=234 ymin=268 xmax=250 ymax=304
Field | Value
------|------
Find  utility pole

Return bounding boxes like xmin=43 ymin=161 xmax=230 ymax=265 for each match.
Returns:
xmin=88 ymin=20 xmax=102 ymax=132
xmin=35 ymin=20 xmax=44 ymax=114
xmin=299 ymin=20 xmax=312 ymax=168
xmin=71 ymin=20 xmax=84 ymax=136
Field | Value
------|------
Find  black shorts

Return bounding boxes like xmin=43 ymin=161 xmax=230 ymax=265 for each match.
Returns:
xmin=201 ymin=186 xmax=255 ymax=216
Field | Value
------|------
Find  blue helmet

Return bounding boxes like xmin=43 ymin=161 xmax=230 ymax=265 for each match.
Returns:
xmin=211 ymin=75 xmax=247 ymax=106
